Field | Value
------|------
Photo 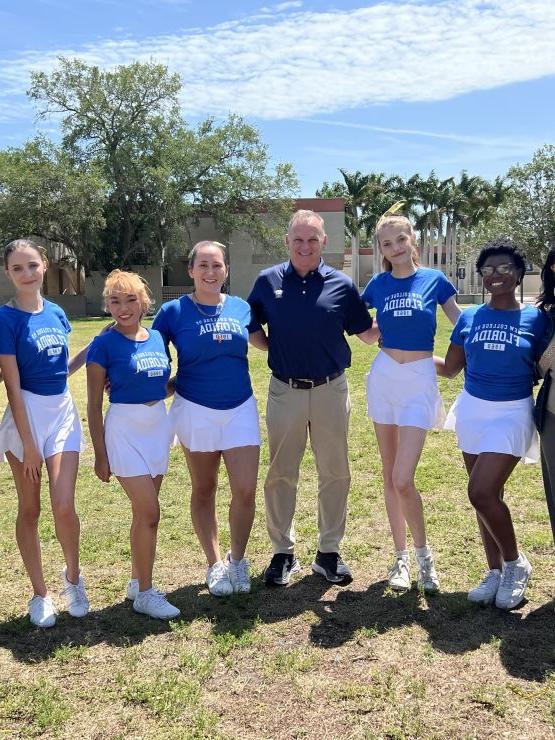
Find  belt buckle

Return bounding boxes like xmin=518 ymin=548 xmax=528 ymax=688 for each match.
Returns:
xmin=298 ymin=378 xmax=315 ymax=388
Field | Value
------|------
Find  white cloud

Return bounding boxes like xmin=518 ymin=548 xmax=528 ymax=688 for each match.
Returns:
xmin=0 ymin=0 xmax=554 ymax=120
xmin=259 ymin=1 xmax=303 ymax=12
xmin=304 ymin=118 xmax=542 ymax=151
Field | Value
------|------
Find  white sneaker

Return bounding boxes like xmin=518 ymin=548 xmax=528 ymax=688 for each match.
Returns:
xmin=206 ymin=560 xmax=233 ymax=596
xmin=416 ymin=552 xmax=440 ymax=593
xmin=495 ymin=553 xmax=532 ymax=610
xmin=61 ymin=568 xmax=90 ymax=617
xmin=133 ymin=586 xmax=181 ymax=619
xmin=126 ymin=578 xmax=139 ymax=601
xmin=133 ymin=588 xmax=180 ymax=620
xmin=28 ymin=595 xmax=57 ymax=628
xmin=226 ymin=552 xmax=251 ymax=594
xmin=467 ymin=569 xmax=501 ymax=605
xmin=387 ymin=555 xmax=411 ymax=591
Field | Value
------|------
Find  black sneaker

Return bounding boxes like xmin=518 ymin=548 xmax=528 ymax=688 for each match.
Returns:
xmin=311 ymin=551 xmax=352 ymax=584
xmin=264 ymin=553 xmax=301 ymax=586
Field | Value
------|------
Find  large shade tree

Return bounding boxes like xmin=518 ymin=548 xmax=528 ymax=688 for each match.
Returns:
xmin=0 ymin=58 xmax=299 ymax=272
xmin=0 ymin=137 xmax=106 ymax=267
xmin=471 ymin=145 xmax=555 ymax=265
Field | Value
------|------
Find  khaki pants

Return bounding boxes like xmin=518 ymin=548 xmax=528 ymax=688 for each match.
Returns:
xmin=264 ymin=373 xmax=352 ymax=554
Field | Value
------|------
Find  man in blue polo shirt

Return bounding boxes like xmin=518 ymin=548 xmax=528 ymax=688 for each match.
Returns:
xmin=248 ymin=209 xmax=376 ymax=586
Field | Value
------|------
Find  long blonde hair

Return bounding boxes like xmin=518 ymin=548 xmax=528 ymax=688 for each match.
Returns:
xmin=375 ymin=214 xmax=419 ymax=273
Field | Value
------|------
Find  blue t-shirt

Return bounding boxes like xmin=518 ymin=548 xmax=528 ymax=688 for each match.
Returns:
xmin=361 ymin=267 xmax=456 ymax=351
xmin=152 ymin=294 xmax=253 ymax=410
xmin=87 ymin=328 xmax=170 ymax=404
xmin=451 ymin=304 xmax=550 ymax=401
xmin=247 ymin=260 xmax=372 ymax=379
xmin=0 ymin=300 xmax=71 ymax=395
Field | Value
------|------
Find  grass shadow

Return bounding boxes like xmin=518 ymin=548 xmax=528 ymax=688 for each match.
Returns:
xmin=2 ymin=574 xmax=553 ymax=683
xmin=0 ymin=585 xmax=203 ymax=663
xmin=306 ymin=582 xmax=555 ymax=682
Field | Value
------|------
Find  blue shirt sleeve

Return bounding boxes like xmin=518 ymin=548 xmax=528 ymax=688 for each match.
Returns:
xmin=437 ymin=272 xmax=457 ymax=305
xmin=361 ymin=278 xmax=375 ymax=308
xmin=152 ymin=303 xmax=174 ymax=359
xmin=344 ymin=283 xmax=373 ymax=335
xmin=152 ymin=304 xmax=169 ymax=337
xmin=0 ymin=315 xmax=16 ymax=355
xmin=534 ymin=310 xmax=552 ymax=358
xmin=450 ymin=311 xmax=468 ymax=346
xmin=86 ymin=335 xmax=109 ymax=369
xmin=247 ymin=277 xmax=267 ymax=331
xmin=57 ymin=307 xmax=72 ymax=334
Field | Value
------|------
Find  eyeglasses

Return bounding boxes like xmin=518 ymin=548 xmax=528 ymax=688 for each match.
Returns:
xmin=479 ymin=263 xmax=515 ymax=277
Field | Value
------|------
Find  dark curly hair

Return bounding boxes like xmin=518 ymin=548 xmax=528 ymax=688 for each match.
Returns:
xmin=475 ymin=236 xmax=526 ymax=285
xmin=537 ymin=247 xmax=555 ymax=311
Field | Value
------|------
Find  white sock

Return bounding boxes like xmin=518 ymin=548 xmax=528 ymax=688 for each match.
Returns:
xmin=415 ymin=545 xmax=432 ymax=558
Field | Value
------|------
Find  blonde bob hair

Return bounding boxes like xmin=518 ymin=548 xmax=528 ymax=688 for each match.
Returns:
xmin=103 ymin=269 xmax=153 ymax=314
xmin=375 ymin=214 xmax=419 ymax=273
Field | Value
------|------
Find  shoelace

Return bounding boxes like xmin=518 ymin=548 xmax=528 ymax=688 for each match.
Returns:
xmin=29 ymin=595 xmax=54 ymax=610
xmin=479 ymin=571 xmax=499 ymax=588
xmin=389 ymin=558 xmax=408 ymax=577
xmin=233 ymin=559 xmax=250 ymax=583
xmin=418 ymin=557 xmax=436 ymax=580
xmin=211 ymin=562 xmax=227 ymax=577
xmin=501 ymin=563 xmax=518 ymax=589
xmin=149 ymin=589 xmax=169 ymax=605
xmin=63 ymin=581 xmax=87 ymax=605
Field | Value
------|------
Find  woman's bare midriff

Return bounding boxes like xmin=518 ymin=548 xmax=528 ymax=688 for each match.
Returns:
xmin=382 ymin=347 xmax=432 ymax=364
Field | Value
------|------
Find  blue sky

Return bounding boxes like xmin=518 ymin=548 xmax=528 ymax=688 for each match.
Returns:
xmin=1 ymin=0 xmax=554 ymax=196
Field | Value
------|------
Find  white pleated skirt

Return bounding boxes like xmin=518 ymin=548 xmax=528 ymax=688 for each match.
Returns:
xmin=0 ymin=389 xmax=83 ymax=463
xmin=105 ymin=401 xmax=171 ymax=477
xmin=366 ymin=351 xmax=445 ymax=430
xmin=169 ymin=393 xmax=261 ymax=452
xmin=444 ymin=389 xmax=538 ymax=463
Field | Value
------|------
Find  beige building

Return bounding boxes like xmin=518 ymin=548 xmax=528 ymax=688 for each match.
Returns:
xmin=84 ymin=197 xmax=347 ymax=316
xmin=2 ymin=206 xmax=543 ymax=315
xmin=0 ymin=239 xmax=87 ymax=317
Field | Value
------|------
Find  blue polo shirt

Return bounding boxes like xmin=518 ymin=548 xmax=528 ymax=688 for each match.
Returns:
xmin=247 ymin=260 xmax=372 ymax=379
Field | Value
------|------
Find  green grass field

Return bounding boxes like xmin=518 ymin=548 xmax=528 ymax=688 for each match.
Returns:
xmin=0 ymin=313 xmax=553 ymax=739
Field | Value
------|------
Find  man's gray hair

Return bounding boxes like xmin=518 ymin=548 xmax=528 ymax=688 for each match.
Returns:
xmin=287 ymin=210 xmax=325 ymax=234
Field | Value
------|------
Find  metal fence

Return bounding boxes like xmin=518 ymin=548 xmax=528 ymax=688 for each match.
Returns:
xmin=161 ymin=286 xmax=191 ymax=301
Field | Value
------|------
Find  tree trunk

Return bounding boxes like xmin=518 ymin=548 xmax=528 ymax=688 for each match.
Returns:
xmin=351 ymin=233 xmax=359 ymax=288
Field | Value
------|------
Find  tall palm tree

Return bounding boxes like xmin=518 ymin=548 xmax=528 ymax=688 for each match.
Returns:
xmin=338 ymin=168 xmax=373 ymax=286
